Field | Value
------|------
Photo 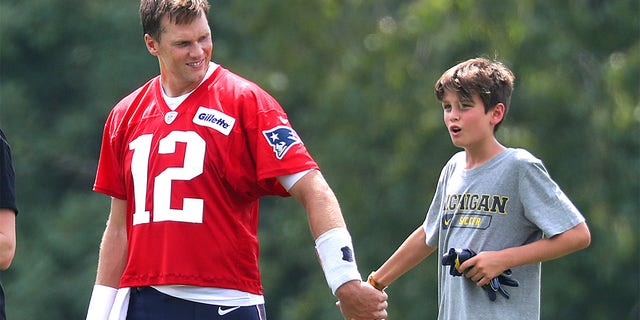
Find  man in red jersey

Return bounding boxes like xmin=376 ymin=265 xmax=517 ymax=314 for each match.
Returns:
xmin=85 ymin=1 xmax=387 ymax=320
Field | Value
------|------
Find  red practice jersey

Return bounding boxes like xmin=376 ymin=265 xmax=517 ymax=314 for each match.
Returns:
xmin=94 ymin=66 xmax=319 ymax=294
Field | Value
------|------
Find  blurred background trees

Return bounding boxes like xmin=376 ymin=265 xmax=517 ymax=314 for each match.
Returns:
xmin=0 ymin=0 xmax=638 ymax=319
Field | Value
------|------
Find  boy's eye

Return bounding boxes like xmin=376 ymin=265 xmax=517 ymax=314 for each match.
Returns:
xmin=443 ymin=104 xmax=452 ymax=110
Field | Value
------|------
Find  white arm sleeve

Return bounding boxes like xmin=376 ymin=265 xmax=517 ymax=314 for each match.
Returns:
xmin=86 ymin=285 xmax=117 ymax=320
xmin=277 ymin=169 xmax=315 ymax=191
xmin=315 ymin=227 xmax=362 ymax=294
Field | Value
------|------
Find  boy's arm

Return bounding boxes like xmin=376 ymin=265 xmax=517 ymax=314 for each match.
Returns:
xmin=370 ymin=226 xmax=436 ymax=289
xmin=459 ymin=221 xmax=591 ymax=286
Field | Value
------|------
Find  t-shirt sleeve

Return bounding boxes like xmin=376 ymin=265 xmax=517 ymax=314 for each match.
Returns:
xmin=424 ymin=164 xmax=452 ymax=248
xmin=518 ymin=159 xmax=585 ymax=237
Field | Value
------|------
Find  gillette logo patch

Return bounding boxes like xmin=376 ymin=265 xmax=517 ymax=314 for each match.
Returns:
xmin=193 ymin=107 xmax=236 ymax=135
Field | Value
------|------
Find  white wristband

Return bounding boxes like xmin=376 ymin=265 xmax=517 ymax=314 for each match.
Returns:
xmin=315 ymin=228 xmax=362 ymax=295
xmin=86 ymin=285 xmax=117 ymax=320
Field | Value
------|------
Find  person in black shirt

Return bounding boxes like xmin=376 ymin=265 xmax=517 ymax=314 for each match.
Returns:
xmin=0 ymin=129 xmax=17 ymax=320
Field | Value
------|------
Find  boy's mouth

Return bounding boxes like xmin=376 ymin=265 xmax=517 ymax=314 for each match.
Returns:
xmin=450 ymin=125 xmax=462 ymax=133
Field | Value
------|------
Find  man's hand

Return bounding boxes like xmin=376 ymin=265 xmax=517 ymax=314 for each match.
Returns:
xmin=335 ymin=280 xmax=388 ymax=320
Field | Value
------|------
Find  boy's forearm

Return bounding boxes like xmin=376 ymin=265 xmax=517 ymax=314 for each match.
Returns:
xmin=500 ymin=222 xmax=591 ymax=269
xmin=373 ymin=226 xmax=435 ymax=288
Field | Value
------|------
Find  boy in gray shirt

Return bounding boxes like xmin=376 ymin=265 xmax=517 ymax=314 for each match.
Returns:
xmin=363 ymin=58 xmax=591 ymax=319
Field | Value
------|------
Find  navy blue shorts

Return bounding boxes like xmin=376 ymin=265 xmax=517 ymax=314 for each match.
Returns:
xmin=126 ymin=287 xmax=267 ymax=320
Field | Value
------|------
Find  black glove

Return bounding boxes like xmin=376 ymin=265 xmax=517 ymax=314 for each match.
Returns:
xmin=441 ymin=248 xmax=520 ymax=301
xmin=442 ymin=248 xmax=477 ymax=276
xmin=483 ymin=269 xmax=520 ymax=301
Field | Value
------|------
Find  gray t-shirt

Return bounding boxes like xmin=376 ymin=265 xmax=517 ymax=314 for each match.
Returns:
xmin=423 ymin=148 xmax=585 ymax=320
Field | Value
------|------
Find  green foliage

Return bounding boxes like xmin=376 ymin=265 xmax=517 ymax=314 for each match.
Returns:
xmin=0 ymin=0 xmax=638 ymax=319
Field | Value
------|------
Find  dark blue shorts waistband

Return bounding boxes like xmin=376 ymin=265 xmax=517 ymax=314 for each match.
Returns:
xmin=126 ymin=286 xmax=267 ymax=320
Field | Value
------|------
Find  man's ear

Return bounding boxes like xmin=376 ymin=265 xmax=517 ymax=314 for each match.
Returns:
xmin=144 ymin=34 xmax=159 ymax=56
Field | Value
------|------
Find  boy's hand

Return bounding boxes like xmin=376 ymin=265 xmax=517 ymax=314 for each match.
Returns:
xmin=441 ymin=248 xmax=477 ymax=276
xmin=442 ymin=248 xmax=519 ymax=301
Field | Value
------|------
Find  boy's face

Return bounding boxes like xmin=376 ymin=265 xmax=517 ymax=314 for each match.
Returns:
xmin=441 ymin=90 xmax=498 ymax=150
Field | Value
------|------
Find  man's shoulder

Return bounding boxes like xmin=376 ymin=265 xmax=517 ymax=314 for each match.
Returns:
xmin=113 ymin=77 xmax=159 ymax=111
xmin=211 ymin=66 xmax=270 ymax=96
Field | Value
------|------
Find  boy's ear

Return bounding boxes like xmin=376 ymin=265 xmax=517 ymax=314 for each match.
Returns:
xmin=491 ymin=103 xmax=506 ymax=126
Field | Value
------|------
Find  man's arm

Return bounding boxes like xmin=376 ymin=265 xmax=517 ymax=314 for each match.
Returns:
xmin=95 ymin=197 xmax=128 ymax=287
xmin=459 ymin=222 xmax=591 ymax=286
xmin=369 ymin=226 xmax=435 ymax=290
xmin=287 ymin=170 xmax=387 ymax=320
xmin=0 ymin=208 xmax=16 ymax=270
xmin=86 ymin=197 xmax=128 ymax=320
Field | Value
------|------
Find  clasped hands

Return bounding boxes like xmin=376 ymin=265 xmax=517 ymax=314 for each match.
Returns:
xmin=335 ymin=280 xmax=388 ymax=320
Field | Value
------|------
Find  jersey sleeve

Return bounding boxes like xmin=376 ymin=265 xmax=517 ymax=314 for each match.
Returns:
xmin=219 ymin=75 xmax=318 ymax=198
xmin=93 ymin=106 xmax=128 ymax=200
xmin=246 ymin=87 xmax=318 ymax=190
xmin=256 ymin=109 xmax=319 ymax=178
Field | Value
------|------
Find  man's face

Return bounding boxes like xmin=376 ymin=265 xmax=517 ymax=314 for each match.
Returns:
xmin=145 ymin=13 xmax=213 ymax=96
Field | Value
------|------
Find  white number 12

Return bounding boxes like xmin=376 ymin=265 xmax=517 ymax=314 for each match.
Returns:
xmin=129 ymin=131 xmax=206 ymax=225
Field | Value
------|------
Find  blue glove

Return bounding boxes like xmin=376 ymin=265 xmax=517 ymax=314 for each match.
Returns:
xmin=441 ymin=248 xmax=519 ymax=301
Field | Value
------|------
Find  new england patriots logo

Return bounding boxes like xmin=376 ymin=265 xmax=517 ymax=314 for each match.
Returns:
xmin=262 ymin=126 xmax=302 ymax=160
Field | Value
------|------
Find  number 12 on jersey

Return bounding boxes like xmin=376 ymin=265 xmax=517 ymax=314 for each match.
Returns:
xmin=129 ymin=131 xmax=206 ymax=225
